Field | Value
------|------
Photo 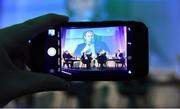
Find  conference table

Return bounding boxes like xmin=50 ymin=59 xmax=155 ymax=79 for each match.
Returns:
xmin=63 ymin=57 xmax=124 ymax=68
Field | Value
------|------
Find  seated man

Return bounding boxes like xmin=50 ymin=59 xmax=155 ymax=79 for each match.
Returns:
xmin=96 ymin=50 xmax=107 ymax=68
xmin=81 ymin=52 xmax=92 ymax=69
xmin=115 ymin=50 xmax=126 ymax=68
xmin=63 ymin=50 xmax=73 ymax=68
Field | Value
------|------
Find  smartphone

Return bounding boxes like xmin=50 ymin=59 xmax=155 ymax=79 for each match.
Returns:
xmin=29 ymin=21 xmax=148 ymax=81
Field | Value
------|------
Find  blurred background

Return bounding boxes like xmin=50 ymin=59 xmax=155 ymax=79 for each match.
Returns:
xmin=2 ymin=0 xmax=180 ymax=108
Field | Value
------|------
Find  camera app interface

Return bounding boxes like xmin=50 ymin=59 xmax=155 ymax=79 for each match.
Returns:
xmin=59 ymin=26 xmax=128 ymax=74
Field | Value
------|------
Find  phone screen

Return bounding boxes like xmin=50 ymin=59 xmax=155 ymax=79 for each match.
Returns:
xmin=44 ymin=25 xmax=133 ymax=78
xmin=30 ymin=21 xmax=148 ymax=80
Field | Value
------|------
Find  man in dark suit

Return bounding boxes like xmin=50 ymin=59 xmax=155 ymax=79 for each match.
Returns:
xmin=115 ymin=50 xmax=126 ymax=68
xmin=63 ymin=50 xmax=73 ymax=68
xmin=96 ymin=50 xmax=108 ymax=68
xmin=74 ymin=30 xmax=110 ymax=57
xmin=81 ymin=52 xmax=92 ymax=69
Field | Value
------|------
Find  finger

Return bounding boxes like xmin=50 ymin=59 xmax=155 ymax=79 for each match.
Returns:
xmin=0 ymin=14 xmax=68 ymax=50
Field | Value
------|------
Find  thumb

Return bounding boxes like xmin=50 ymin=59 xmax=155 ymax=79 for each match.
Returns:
xmin=0 ymin=70 xmax=69 ymax=107
xmin=18 ymin=71 xmax=69 ymax=94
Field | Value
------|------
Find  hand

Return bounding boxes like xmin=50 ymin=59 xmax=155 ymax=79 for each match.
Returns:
xmin=0 ymin=14 xmax=69 ymax=107
xmin=81 ymin=44 xmax=91 ymax=55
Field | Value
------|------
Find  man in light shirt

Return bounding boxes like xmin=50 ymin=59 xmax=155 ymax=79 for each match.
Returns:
xmin=74 ymin=30 xmax=110 ymax=57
